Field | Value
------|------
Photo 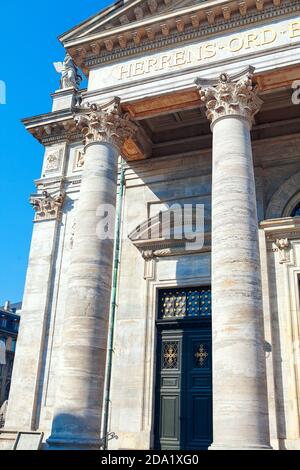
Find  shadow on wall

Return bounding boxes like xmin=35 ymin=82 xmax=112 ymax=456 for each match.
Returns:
xmin=266 ymin=253 xmax=287 ymax=450
xmin=47 ymin=413 xmax=102 ymax=450
xmin=34 ymin=196 xmax=75 ymax=431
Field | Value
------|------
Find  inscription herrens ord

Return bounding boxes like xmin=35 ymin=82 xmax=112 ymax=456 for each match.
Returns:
xmin=115 ymin=18 xmax=300 ymax=82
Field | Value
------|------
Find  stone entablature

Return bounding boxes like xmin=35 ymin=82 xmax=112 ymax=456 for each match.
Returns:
xmin=60 ymin=0 xmax=289 ymax=74
xmin=261 ymin=216 xmax=300 ymax=242
xmin=261 ymin=217 xmax=300 ymax=263
xmin=86 ymin=13 xmax=300 ymax=92
xmin=23 ymin=85 xmax=153 ymax=161
xmin=22 ymin=110 xmax=81 ymax=145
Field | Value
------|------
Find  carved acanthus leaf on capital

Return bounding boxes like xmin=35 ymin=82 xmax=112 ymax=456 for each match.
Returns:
xmin=74 ymin=97 xmax=138 ymax=150
xmin=196 ymin=71 xmax=263 ymax=127
xmin=30 ymin=191 xmax=65 ymax=221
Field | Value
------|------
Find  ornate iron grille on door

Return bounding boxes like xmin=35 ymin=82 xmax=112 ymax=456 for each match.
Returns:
xmin=163 ymin=341 xmax=179 ymax=369
xmin=158 ymin=287 xmax=211 ymax=319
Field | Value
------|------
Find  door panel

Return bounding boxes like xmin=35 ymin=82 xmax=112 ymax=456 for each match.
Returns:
xmin=161 ymin=395 xmax=179 ymax=439
xmin=156 ymin=331 xmax=182 ymax=450
xmin=154 ymin=324 xmax=212 ymax=450
xmin=184 ymin=331 xmax=212 ymax=449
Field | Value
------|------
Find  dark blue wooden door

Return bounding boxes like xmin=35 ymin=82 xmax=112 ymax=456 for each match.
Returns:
xmin=154 ymin=287 xmax=212 ymax=450
xmin=183 ymin=328 xmax=212 ymax=450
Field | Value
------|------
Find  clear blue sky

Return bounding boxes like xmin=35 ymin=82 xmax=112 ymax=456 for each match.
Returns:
xmin=0 ymin=1 xmax=112 ymax=305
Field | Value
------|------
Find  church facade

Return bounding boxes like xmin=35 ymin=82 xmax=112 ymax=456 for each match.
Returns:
xmin=1 ymin=0 xmax=300 ymax=450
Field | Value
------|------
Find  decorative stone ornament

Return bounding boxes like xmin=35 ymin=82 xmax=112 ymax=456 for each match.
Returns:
xmin=53 ymin=53 xmax=83 ymax=90
xmin=30 ymin=191 xmax=65 ymax=221
xmin=196 ymin=71 xmax=263 ymax=127
xmin=44 ymin=148 xmax=63 ymax=173
xmin=74 ymin=98 xmax=138 ymax=150
xmin=73 ymin=148 xmax=85 ymax=170
xmin=45 ymin=151 xmax=60 ymax=172
xmin=275 ymin=238 xmax=290 ymax=263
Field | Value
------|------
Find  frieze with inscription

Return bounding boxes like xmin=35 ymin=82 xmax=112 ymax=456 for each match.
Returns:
xmin=89 ymin=16 xmax=300 ymax=89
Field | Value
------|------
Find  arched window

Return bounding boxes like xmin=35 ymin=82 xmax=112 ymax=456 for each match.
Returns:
xmin=291 ymin=201 xmax=300 ymax=217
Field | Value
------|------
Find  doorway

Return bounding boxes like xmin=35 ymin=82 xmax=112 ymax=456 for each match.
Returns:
xmin=154 ymin=287 xmax=212 ymax=450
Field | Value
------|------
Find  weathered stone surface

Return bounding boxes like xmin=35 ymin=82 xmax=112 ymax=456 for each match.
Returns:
xmin=48 ymin=142 xmax=119 ymax=448
xmin=199 ymin=73 xmax=271 ymax=449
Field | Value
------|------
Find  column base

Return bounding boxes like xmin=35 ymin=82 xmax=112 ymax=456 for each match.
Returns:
xmin=46 ymin=436 xmax=102 ymax=450
xmin=209 ymin=442 xmax=273 ymax=451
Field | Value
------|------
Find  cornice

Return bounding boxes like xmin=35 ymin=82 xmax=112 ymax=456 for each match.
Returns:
xmin=133 ymin=236 xmax=212 ymax=258
xmin=65 ymin=0 xmax=275 ymax=47
xmin=23 ymin=111 xmax=82 ymax=145
xmin=141 ymin=244 xmax=212 ymax=259
xmin=64 ymin=0 xmax=299 ymax=72
xmin=260 ymin=216 xmax=300 ymax=241
xmin=24 ymin=104 xmax=152 ymax=161
xmin=22 ymin=109 xmax=74 ymax=127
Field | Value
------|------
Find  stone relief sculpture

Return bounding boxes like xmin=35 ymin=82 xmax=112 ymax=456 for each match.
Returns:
xmin=74 ymin=149 xmax=85 ymax=170
xmin=275 ymin=238 xmax=291 ymax=263
xmin=44 ymin=149 xmax=62 ymax=172
xmin=53 ymin=54 xmax=83 ymax=90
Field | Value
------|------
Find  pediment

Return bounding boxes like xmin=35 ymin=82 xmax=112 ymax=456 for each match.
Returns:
xmin=60 ymin=0 xmax=282 ymax=75
xmin=60 ymin=0 xmax=203 ymax=44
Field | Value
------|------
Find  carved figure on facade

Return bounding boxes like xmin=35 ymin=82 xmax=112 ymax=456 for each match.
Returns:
xmin=196 ymin=71 xmax=263 ymax=126
xmin=275 ymin=238 xmax=291 ymax=263
xmin=74 ymin=149 xmax=85 ymax=170
xmin=30 ymin=191 xmax=65 ymax=221
xmin=54 ymin=54 xmax=83 ymax=90
xmin=74 ymin=97 xmax=138 ymax=149
xmin=142 ymin=250 xmax=154 ymax=260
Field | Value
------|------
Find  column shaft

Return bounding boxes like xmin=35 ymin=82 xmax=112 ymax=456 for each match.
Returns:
xmin=48 ymin=98 xmax=136 ymax=449
xmin=196 ymin=71 xmax=271 ymax=449
xmin=211 ymin=115 xmax=270 ymax=449
xmin=49 ymin=141 xmax=118 ymax=448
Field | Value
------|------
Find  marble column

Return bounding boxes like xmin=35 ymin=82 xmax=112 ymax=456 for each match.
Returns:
xmin=197 ymin=71 xmax=271 ymax=449
xmin=48 ymin=98 xmax=137 ymax=449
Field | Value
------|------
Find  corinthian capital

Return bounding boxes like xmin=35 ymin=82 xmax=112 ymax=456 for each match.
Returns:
xmin=30 ymin=191 xmax=65 ymax=221
xmin=195 ymin=70 xmax=263 ymax=127
xmin=74 ymin=97 xmax=138 ymax=150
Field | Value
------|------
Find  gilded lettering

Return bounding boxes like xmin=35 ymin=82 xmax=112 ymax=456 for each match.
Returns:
xmin=261 ymin=28 xmax=277 ymax=45
xmin=145 ymin=57 xmax=158 ymax=73
xmin=244 ymin=33 xmax=260 ymax=49
xmin=203 ymin=43 xmax=216 ymax=59
xmin=159 ymin=55 xmax=172 ymax=70
xmin=289 ymin=21 xmax=300 ymax=38
xmin=198 ymin=46 xmax=203 ymax=61
xmin=186 ymin=50 xmax=193 ymax=64
xmin=174 ymin=51 xmax=186 ymax=66
xmin=228 ymin=36 xmax=244 ymax=52
xmin=115 ymin=18 xmax=300 ymax=82
xmin=119 ymin=65 xmax=131 ymax=80
xmin=134 ymin=61 xmax=145 ymax=76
